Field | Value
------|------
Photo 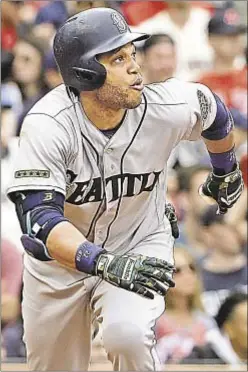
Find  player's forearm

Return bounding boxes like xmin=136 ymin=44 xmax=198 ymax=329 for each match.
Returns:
xmin=201 ymin=93 xmax=237 ymax=175
xmin=203 ymin=131 xmax=235 ymax=154
xmin=46 ymin=221 xmax=87 ymax=269
xmin=203 ymin=131 xmax=237 ymax=175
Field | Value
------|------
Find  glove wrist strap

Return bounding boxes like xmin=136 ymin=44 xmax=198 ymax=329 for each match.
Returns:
xmin=75 ymin=241 xmax=105 ymax=274
xmin=209 ymin=147 xmax=236 ymax=175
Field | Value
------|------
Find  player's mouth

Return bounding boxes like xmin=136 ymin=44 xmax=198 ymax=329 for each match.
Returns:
xmin=130 ymin=78 xmax=144 ymax=91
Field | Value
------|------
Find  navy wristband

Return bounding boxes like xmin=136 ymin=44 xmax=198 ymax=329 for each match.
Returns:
xmin=209 ymin=147 xmax=237 ymax=175
xmin=75 ymin=241 xmax=104 ymax=275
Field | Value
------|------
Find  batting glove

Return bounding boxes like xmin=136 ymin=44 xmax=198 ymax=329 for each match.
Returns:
xmin=199 ymin=164 xmax=244 ymax=214
xmin=95 ymin=253 xmax=175 ymax=299
xmin=165 ymin=202 xmax=179 ymax=238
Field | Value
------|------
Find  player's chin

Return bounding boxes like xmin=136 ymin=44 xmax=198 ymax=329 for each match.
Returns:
xmin=125 ymin=90 xmax=142 ymax=109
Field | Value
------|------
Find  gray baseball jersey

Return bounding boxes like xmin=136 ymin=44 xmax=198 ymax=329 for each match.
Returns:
xmin=7 ymin=78 xmax=218 ymax=371
xmin=7 ymin=78 xmax=216 ymax=252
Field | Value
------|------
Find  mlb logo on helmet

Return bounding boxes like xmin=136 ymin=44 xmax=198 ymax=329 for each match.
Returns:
xmin=111 ymin=12 xmax=127 ymax=34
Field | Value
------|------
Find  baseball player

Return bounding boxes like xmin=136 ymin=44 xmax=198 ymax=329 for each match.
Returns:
xmin=7 ymin=8 xmax=244 ymax=372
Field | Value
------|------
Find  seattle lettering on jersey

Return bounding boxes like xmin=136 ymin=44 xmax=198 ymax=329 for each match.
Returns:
xmin=66 ymin=170 xmax=162 ymax=205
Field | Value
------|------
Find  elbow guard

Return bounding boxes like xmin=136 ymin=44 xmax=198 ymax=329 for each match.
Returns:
xmin=12 ymin=190 xmax=69 ymax=261
xmin=202 ymin=93 xmax=234 ymax=141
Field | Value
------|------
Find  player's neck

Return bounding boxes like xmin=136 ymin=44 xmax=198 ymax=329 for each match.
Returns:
xmin=80 ymin=92 xmax=126 ymax=130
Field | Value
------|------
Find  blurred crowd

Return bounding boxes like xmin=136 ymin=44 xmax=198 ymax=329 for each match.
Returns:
xmin=1 ymin=0 xmax=247 ymax=367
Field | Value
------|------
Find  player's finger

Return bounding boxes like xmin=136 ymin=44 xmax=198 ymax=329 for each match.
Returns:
xmin=141 ymin=267 xmax=175 ymax=287
xmin=198 ymin=185 xmax=216 ymax=205
xmin=137 ymin=275 xmax=168 ymax=296
xmin=130 ymin=282 xmax=154 ymax=299
xmin=143 ymin=257 xmax=175 ymax=271
xmin=217 ymin=189 xmax=230 ymax=214
xmin=140 ymin=266 xmax=175 ymax=287
xmin=217 ymin=205 xmax=228 ymax=215
xmin=171 ymin=221 xmax=179 ymax=239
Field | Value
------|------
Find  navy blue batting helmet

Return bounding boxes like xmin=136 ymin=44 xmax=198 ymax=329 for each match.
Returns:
xmin=53 ymin=7 xmax=149 ymax=92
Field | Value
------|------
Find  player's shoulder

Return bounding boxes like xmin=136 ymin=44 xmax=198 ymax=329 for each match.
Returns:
xmin=27 ymin=84 xmax=74 ymax=119
xmin=21 ymin=85 xmax=79 ymax=144
xmin=143 ymin=78 xmax=189 ymax=106
xmin=143 ymin=78 xmax=212 ymax=106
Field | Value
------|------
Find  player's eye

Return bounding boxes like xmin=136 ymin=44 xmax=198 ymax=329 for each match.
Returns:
xmin=114 ymin=55 xmax=125 ymax=63
xmin=131 ymin=51 xmax=136 ymax=60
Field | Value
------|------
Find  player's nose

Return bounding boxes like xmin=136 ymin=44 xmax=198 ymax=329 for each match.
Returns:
xmin=128 ymin=58 xmax=141 ymax=75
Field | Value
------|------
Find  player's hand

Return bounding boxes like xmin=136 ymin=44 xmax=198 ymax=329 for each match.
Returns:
xmin=199 ymin=164 xmax=244 ymax=215
xmin=165 ymin=202 xmax=179 ymax=238
xmin=95 ymin=253 xmax=175 ymax=299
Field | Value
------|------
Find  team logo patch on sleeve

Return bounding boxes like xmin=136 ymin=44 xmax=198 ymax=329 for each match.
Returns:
xmin=197 ymin=89 xmax=211 ymax=125
xmin=14 ymin=169 xmax=50 ymax=178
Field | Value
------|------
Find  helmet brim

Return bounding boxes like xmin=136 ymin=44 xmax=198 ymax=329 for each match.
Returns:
xmin=92 ymin=32 xmax=150 ymax=56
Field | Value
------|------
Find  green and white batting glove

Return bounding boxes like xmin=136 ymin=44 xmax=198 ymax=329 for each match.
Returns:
xmin=95 ymin=253 xmax=175 ymax=299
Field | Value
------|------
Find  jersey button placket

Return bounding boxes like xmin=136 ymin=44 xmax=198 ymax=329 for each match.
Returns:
xmin=103 ymin=147 xmax=114 ymax=205
xmin=104 ymin=147 xmax=113 ymax=154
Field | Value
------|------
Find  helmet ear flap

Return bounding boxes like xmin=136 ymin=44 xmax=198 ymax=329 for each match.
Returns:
xmin=73 ymin=67 xmax=98 ymax=82
xmin=72 ymin=57 xmax=107 ymax=90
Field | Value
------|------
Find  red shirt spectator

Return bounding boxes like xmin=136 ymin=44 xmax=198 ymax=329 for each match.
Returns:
xmin=198 ymin=8 xmax=247 ymax=116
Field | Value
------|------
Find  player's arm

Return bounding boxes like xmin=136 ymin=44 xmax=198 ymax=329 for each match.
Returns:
xmin=8 ymin=116 xmax=175 ymax=299
xmin=11 ymin=188 xmax=175 ymax=299
xmin=197 ymin=87 xmax=244 ymax=214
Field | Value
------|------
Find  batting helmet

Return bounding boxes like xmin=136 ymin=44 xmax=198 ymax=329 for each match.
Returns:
xmin=53 ymin=7 xmax=149 ymax=92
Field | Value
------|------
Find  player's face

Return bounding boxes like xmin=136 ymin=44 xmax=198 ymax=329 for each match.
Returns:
xmin=97 ymin=43 xmax=143 ymax=109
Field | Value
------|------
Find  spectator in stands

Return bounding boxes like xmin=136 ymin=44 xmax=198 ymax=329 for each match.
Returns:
xmin=141 ymin=34 xmax=177 ymax=84
xmin=155 ymin=247 xmax=214 ymax=364
xmin=225 ymin=187 xmax=247 ymax=248
xmin=1 ymin=50 xmax=23 ymax=150
xmin=1 ymin=50 xmax=24 ymax=253
xmin=183 ymin=292 xmax=247 ymax=364
xmin=73 ymin=0 xmax=108 ymax=12
xmin=1 ymin=239 xmax=25 ymax=358
xmin=199 ymin=205 xmax=247 ymax=317
xmin=198 ymin=8 xmax=247 ymax=160
xmin=31 ymin=1 xmax=110 ymax=48
xmin=176 ymin=165 xmax=212 ymax=259
xmin=12 ymin=35 xmax=49 ymax=135
xmin=133 ymin=1 xmax=212 ymax=80
xmin=198 ymin=8 xmax=247 ymax=117
xmin=34 ymin=0 xmax=68 ymax=30
xmin=31 ymin=1 xmax=68 ymax=48
xmin=43 ymin=49 xmax=63 ymax=90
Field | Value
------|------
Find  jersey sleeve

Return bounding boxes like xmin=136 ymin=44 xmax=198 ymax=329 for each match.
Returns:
xmin=180 ymin=81 xmax=217 ymax=141
xmin=7 ymin=114 xmax=72 ymax=197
